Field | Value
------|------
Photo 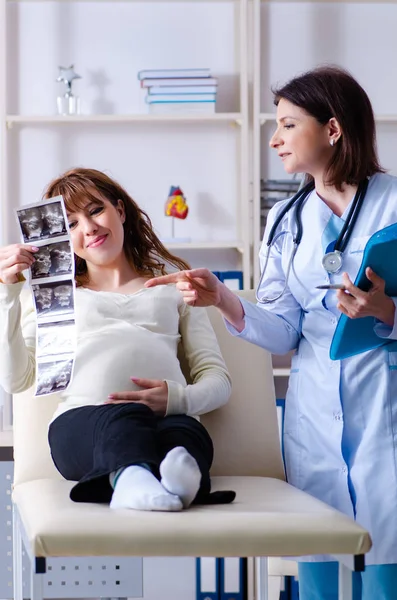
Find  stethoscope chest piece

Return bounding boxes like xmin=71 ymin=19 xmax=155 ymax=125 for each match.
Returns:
xmin=322 ymin=250 xmax=343 ymax=274
xmin=255 ymin=178 xmax=368 ymax=303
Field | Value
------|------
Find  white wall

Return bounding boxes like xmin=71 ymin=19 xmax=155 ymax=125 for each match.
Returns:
xmin=5 ymin=1 xmax=242 ymax=271
xmin=260 ymin=2 xmax=397 ymax=180
xmin=2 ymin=4 xmax=397 ymax=393
xmin=6 ymin=2 xmax=397 ymax=259
xmin=143 ymin=557 xmax=196 ymax=600
xmin=1 ymin=2 xmax=395 ymax=595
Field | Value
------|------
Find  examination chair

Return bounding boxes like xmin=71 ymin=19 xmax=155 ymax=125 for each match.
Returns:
xmin=11 ymin=290 xmax=371 ymax=600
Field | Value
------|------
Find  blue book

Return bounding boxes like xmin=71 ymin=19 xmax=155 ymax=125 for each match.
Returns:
xmin=217 ymin=271 xmax=243 ymax=290
xmin=141 ymin=77 xmax=218 ymax=88
xmin=219 ymin=558 xmax=245 ymax=600
xmin=148 ymin=85 xmax=218 ymax=95
xmin=146 ymin=93 xmax=216 ymax=103
xmin=330 ymin=223 xmax=397 ymax=360
xmin=196 ymin=557 xmax=220 ymax=600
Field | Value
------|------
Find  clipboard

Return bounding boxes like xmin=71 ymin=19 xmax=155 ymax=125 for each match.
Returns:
xmin=330 ymin=222 xmax=397 ymax=360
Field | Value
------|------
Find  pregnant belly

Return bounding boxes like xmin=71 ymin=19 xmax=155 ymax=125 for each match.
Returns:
xmin=61 ymin=330 xmax=185 ymax=406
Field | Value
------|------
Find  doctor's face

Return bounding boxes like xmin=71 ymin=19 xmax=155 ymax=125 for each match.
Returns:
xmin=269 ymin=99 xmax=332 ymax=177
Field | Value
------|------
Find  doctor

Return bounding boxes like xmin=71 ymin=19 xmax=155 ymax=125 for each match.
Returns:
xmin=146 ymin=66 xmax=397 ymax=599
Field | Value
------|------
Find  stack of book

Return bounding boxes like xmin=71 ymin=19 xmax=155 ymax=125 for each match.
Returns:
xmin=260 ymin=178 xmax=301 ymax=239
xmin=138 ymin=68 xmax=218 ymax=114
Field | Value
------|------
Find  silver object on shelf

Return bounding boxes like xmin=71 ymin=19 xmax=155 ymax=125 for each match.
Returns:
xmin=56 ymin=65 xmax=82 ymax=116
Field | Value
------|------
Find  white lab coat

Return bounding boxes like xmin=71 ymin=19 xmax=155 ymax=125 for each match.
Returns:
xmin=227 ymin=173 xmax=397 ymax=564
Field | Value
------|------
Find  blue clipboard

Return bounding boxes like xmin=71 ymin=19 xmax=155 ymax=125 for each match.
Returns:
xmin=330 ymin=222 xmax=397 ymax=360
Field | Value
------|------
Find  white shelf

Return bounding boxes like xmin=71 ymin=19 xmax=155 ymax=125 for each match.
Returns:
xmin=7 ymin=0 xmax=397 ymax=2
xmin=7 ymin=0 xmax=238 ymax=2
xmin=259 ymin=112 xmax=397 ymax=124
xmin=259 ymin=112 xmax=276 ymax=123
xmin=261 ymin=0 xmax=397 ymax=2
xmin=165 ymin=241 xmax=244 ymax=251
xmin=373 ymin=115 xmax=397 ymax=123
xmin=0 ymin=430 xmax=13 ymax=447
xmin=6 ymin=113 xmax=242 ymax=126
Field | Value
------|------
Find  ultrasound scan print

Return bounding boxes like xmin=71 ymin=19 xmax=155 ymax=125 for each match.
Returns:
xmin=17 ymin=197 xmax=76 ymax=397
xmin=37 ymin=320 xmax=75 ymax=358
xmin=31 ymin=246 xmax=52 ymax=278
xmin=18 ymin=207 xmax=44 ymax=242
xmin=33 ymin=281 xmax=75 ymax=316
xmin=40 ymin=202 xmax=67 ymax=237
xmin=53 ymin=283 xmax=74 ymax=310
xmin=17 ymin=200 xmax=67 ymax=243
xmin=50 ymin=242 xmax=73 ymax=273
xmin=32 ymin=285 xmax=53 ymax=313
xmin=36 ymin=358 xmax=73 ymax=396
xmin=31 ymin=241 xmax=72 ymax=280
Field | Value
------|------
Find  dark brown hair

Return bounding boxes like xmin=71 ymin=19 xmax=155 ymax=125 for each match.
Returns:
xmin=43 ymin=167 xmax=190 ymax=286
xmin=273 ymin=65 xmax=384 ymax=190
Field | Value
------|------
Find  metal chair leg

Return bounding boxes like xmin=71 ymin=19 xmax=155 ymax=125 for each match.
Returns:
xmin=255 ymin=557 xmax=269 ymax=600
xmin=338 ymin=562 xmax=353 ymax=600
xmin=30 ymin=569 xmax=44 ymax=600
xmin=12 ymin=504 xmax=23 ymax=600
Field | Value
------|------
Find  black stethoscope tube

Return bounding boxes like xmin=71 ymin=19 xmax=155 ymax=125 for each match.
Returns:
xmin=265 ymin=178 xmax=368 ymax=252
xmin=334 ymin=178 xmax=368 ymax=254
xmin=257 ymin=178 xmax=369 ymax=304
xmin=266 ymin=181 xmax=315 ymax=247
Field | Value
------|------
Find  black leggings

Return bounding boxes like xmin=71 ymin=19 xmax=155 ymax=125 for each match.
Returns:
xmin=49 ymin=402 xmax=220 ymax=504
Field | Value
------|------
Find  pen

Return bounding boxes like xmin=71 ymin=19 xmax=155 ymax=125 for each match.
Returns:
xmin=316 ymin=284 xmax=346 ymax=290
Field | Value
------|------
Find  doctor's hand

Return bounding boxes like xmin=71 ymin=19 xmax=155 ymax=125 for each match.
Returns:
xmin=336 ymin=268 xmax=396 ymax=326
xmin=145 ymin=268 xmax=223 ymax=307
xmin=105 ymin=378 xmax=168 ymax=416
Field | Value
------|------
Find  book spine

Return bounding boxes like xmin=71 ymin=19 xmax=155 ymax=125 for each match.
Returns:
xmin=148 ymin=85 xmax=218 ymax=95
xmin=140 ymin=77 xmax=217 ymax=88
xmin=138 ymin=69 xmax=211 ymax=80
xmin=146 ymin=94 xmax=216 ymax=104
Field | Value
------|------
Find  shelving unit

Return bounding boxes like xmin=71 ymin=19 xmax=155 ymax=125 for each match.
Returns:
xmin=253 ymin=1 xmax=397 ymax=288
xmin=0 ymin=0 xmax=251 ymax=282
xmin=6 ymin=113 xmax=243 ymax=125
xmin=0 ymin=0 xmax=251 ymax=440
xmin=4 ymin=1 xmax=396 ymax=444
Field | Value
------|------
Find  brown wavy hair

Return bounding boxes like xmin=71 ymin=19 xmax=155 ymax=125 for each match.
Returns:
xmin=43 ymin=167 xmax=190 ymax=286
xmin=273 ymin=65 xmax=385 ymax=190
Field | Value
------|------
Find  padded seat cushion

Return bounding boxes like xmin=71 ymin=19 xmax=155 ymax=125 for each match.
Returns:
xmin=13 ymin=475 xmax=371 ymax=558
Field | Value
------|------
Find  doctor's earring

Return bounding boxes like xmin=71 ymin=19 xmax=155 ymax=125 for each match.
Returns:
xmin=330 ymin=139 xmax=335 ymax=147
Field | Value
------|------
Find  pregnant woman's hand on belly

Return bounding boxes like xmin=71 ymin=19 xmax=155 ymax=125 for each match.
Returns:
xmin=105 ymin=377 xmax=168 ymax=416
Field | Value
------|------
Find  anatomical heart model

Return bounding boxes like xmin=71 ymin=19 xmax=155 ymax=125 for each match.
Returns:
xmin=165 ymin=186 xmax=189 ymax=219
xmin=164 ymin=186 xmax=190 ymax=242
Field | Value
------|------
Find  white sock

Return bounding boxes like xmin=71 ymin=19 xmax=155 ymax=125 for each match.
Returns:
xmin=160 ymin=447 xmax=202 ymax=508
xmin=109 ymin=465 xmax=182 ymax=511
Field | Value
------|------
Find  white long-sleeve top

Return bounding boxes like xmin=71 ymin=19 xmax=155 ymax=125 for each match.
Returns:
xmin=0 ymin=282 xmax=231 ymax=420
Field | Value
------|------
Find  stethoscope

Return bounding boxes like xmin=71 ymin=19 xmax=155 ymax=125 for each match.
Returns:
xmin=256 ymin=177 xmax=369 ymax=304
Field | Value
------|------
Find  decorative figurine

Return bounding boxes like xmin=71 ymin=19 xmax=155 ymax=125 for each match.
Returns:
xmin=164 ymin=186 xmax=190 ymax=241
xmin=56 ymin=65 xmax=81 ymax=116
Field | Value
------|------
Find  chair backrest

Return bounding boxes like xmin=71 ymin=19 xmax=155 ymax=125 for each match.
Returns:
xmin=13 ymin=290 xmax=285 ymax=486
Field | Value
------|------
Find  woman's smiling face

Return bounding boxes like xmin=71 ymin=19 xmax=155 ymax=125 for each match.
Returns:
xmin=67 ymin=193 xmax=126 ymax=268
